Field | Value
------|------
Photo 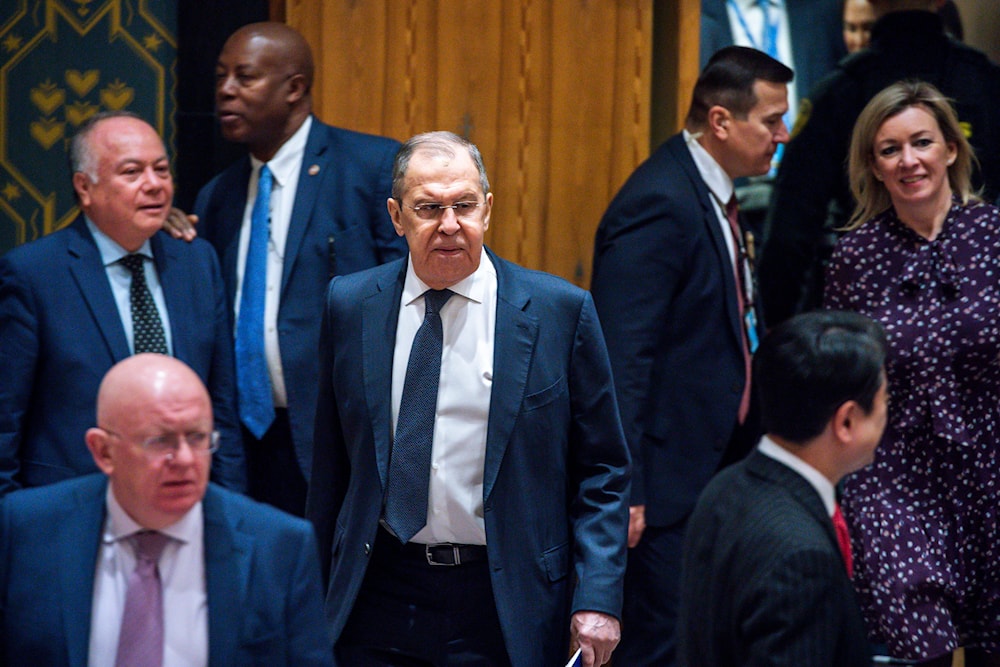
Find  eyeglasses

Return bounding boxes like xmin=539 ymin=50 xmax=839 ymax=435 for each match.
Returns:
xmin=102 ymin=429 xmax=220 ymax=461
xmin=403 ymin=201 xmax=484 ymax=221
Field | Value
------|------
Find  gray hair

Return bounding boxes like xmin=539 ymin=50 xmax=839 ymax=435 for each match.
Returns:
xmin=391 ymin=131 xmax=490 ymax=201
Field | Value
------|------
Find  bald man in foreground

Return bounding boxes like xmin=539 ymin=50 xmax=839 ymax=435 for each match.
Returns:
xmin=0 ymin=354 xmax=333 ymax=666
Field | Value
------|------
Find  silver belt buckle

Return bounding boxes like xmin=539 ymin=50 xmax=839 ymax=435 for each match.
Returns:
xmin=425 ymin=543 xmax=460 ymax=566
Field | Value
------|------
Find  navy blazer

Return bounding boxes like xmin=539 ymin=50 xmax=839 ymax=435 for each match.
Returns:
xmin=0 ymin=216 xmax=245 ymax=495
xmin=0 ymin=475 xmax=333 ymax=666
xmin=677 ymin=450 xmax=871 ymax=666
xmin=592 ymin=133 xmax=759 ymax=525
xmin=700 ymin=0 xmax=845 ymax=107
xmin=194 ymin=118 xmax=406 ymax=478
xmin=306 ymin=250 xmax=631 ymax=667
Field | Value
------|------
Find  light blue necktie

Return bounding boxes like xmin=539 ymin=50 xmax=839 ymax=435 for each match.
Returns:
xmin=384 ymin=289 xmax=454 ymax=543
xmin=235 ymin=164 xmax=274 ymax=439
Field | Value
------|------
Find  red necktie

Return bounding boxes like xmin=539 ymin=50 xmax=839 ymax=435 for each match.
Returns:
xmin=832 ymin=504 xmax=854 ymax=578
xmin=725 ymin=195 xmax=751 ymax=424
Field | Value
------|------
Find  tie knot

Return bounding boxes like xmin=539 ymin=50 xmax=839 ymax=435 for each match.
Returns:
xmin=258 ymin=164 xmax=273 ymax=191
xmin=132 ymin=530 xmax=171 ymax=564
xmin=423 ymin=289 xmax=454 ymax=317
xmin=119 ymin=254 xmax=147 ymax=275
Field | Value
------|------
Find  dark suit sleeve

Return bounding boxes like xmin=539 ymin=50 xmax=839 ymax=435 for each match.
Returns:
xmin=568 ymin=292 xmax=631 ymax=617
xmin=739 ymin=549 xmax=853 ymax=666
xmin=202 ymin=246 xmax=247 ymax=493
xmin=305 ymin=279 xmax=350 ymax=583
xmin=0 ymin=256 xmax=36 ymax=497
xmin=591 ymin=181 xmax=694 ymax=507
xmin=285 ymin=524 xmax=336 ymax=666
xmin=367 ymin=140 xmax=407 ymax=265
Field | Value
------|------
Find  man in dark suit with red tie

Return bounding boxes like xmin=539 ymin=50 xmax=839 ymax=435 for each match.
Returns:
xmin=677 ymin=309 xmax=886 ymax=666
xmin=590 ymin=46 xmax=792 ymax=666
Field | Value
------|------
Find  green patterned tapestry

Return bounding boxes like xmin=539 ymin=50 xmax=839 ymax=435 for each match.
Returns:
xmin=0 ymin=0 xmax=176 ymax=253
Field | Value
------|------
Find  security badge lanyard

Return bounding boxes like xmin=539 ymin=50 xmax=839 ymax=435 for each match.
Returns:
xmin=715 ymin=192 xmax=760 ymax=355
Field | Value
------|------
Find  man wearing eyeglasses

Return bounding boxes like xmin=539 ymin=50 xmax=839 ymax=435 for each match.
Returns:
xmin=0 ymin=111 xmax=245 ymax=498
xmin=0 ymin=353 xmax=333 ymax=666
xmin=307 ymin=131 xmax=630 ymax=667
xmin=166 ymin=22 xmax=407 ymax=517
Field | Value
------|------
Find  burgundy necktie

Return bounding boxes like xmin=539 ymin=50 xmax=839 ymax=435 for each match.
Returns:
xmin=832 ymin=504 xmax=854 ymax=578
xmin=115 ymin=530 xmax=171 ymax=667
xmin=725 ymin=195 xmax=752 ymax=423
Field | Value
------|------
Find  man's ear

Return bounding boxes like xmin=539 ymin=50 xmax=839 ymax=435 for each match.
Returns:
xmin=707 ymin=106 xmax=731 ymax=139
xmin=387 ymin=197 xmax=405 ymax=237
xmin=86 ymin=427 xmax=115 ymax=475
xmin=73 ymin=172 xmax=93 ymax=208
xmin=286 ymin=73 xmax=308 ymax=104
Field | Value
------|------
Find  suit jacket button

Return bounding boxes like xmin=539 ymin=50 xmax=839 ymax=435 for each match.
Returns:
xmin=364 ymin=543 xmax=371 ymax=556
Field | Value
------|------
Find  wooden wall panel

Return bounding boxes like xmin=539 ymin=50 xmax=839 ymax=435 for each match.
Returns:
xmin=283 ymin=0 xmax=699 ymax=287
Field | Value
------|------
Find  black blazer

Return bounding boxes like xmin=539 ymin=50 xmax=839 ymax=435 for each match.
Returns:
xmin=678 ymin=449 xmax=871 ymax=666
xmin=592 ymin=132 xmax=758 ymax=525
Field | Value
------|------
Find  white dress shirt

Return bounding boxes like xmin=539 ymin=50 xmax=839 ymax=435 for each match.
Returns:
xmin=757 ymin=435 xmax=837 ymax=517
xmin=684 ymin=129 xmax=740 ymax=275
xmin=86 ymin=217 xmax=173 ymax=355
xmin=390 ymin=254 xmax=497 ymax=545
xmin=89 ymin=487 xmax=208 ymax=667
xmin=234 ymin=115 xmax=312 ymax=408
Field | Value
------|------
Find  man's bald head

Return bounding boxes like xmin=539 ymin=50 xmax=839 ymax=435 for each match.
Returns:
xmin=225 ymin=22 xmax=314 ymax=90
xmin=96 ymin=353 xmax=210 ymax=427
xmin=88 ymin=354 xmax=213 ymax=529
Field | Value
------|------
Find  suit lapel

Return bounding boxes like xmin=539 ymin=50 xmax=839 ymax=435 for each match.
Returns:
xmin=203 ymin=487 xmax=252 ymax=666
xmin=60 ymin=478 xmax=108 ymax=667
xmin=483 ymin=252 xmax=537 ymax=502
xmin=282 ymin=119 xmax=327 ymax=293
xmin=746 ymin=450 xmax=840 ymax=550
xmin=66 ymin=217 xmax=131 ymax=361
xmin=672 ymin=137 xmax=745 ymax=351
xmin=151 ymin=233 xmax=189 ymax=359
xmin=364 ymin=264 xmax=406 ymax=489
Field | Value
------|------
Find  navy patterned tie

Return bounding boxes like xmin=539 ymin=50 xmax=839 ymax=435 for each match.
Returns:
xmin=384 ymin=289 xmax=454 ymax=543
xmin=119 ymin=254 xmax=167 ymax=355
xmin=235 ymin=164 xmax=275 ymax=438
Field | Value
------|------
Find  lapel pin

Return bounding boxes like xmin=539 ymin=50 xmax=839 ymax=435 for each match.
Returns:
xmin=308 ymin=164 xmax=320 ymax=176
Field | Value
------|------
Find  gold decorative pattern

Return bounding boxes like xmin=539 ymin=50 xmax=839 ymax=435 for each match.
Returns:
xmin=0 ymin=1 xmax=176 ymax=248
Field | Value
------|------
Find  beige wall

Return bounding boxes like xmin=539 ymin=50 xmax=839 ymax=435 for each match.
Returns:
xmin=281 ymin=0 xmax=701 ymax=286
xmin=954 ymin=0 xmax=1000 ymax=64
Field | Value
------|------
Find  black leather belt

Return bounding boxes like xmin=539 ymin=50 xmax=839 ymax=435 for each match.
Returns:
xmin=379 ymin=527 xmax=487 ymax=566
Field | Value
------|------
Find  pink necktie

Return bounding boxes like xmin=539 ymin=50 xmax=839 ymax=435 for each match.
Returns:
xmin=725 ymin=195 xmax=752 ymax=424
xmin=832 ymin=504 xmax=854 ymax=578
xmin=115 ymin=530 xmax=171 ymax=667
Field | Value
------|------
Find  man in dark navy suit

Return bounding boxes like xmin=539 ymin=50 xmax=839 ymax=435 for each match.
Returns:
xmin=591 ymin=47 xmax=792 ymax=666
xmin=172 ymin=22 xmax=406 ymax=516
xmin=0 ymin=111 xmax=245 ymax=497
xmin=307 ymin=131 xmax=630 ymax=667
xmin=678 ymin=310 xmax=885 ymax=666
xmin=0 ymin=354 xmax=332 ymax=666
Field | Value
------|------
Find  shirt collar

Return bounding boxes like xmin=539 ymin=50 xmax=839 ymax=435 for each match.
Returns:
xmin=683 ymin=129 xmax=735 ymax=208
xmin=250 ymin=115 xmax=313 ymax=188
xmin=402 ymin=249 xmax=496 ymax=308
xmin=103 ymin=482 xmax=203 ymax=546
xmin=85 ymin=217 xmax=155 ymax=267
xmin=757 ymin=435 xmax=837 ymax=516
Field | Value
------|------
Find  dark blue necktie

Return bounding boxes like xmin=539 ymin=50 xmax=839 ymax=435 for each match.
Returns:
xmin=235 ymin=164 xmax=274 ymax=439
xmin=384 ymin=289 xmax=454 ymax=543
xmin=119 ymin=253 xmax=167 ymax=355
